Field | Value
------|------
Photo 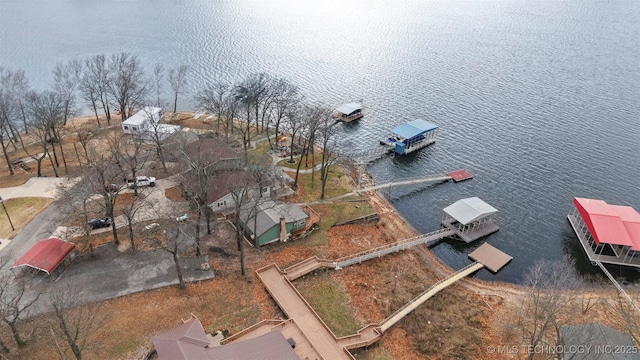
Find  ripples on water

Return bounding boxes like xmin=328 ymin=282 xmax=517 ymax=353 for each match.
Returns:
xmin=1 ymin=0 xmax=639 ymax=282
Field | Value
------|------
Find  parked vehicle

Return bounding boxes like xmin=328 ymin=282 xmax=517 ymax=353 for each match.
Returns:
xmin=176 ymin=214 xmax=189 ymax=222
xmin=126 ymin=176 xmax=156 ymax=188
xmin=104 ymin=183 xmax=119 ymax=193
xmin=88 ymin=218 xmax=112 ymax=229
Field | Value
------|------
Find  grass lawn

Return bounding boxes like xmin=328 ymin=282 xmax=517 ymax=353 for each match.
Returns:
xmin=0 ymin=197 xmax=52 ymax=238
xmin=276 ymin=152 xmax=323 ymax=170
xmin=296 ymin=273 xmax=362 ymax=337
xmin=303 ymin=201 xmax=373 ymax=248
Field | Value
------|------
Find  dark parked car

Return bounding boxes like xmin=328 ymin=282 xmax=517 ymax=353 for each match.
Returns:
xmin=87 ymin=218 xmax=112 ymax=229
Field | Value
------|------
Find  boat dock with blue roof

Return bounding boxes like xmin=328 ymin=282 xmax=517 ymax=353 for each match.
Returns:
xmin=380 ymin=119 xmax=439 ymax=155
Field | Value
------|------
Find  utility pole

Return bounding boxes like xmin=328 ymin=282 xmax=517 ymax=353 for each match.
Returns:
xmin=0 ymin=196 xmax=15 ymax=231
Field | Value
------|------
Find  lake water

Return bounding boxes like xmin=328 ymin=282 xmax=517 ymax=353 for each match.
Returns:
xmin=1 ymin=0 xmax=639 ymax=282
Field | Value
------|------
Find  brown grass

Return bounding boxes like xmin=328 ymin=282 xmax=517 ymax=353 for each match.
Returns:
xmin=0 ymin=197 xmax=52 ymax=238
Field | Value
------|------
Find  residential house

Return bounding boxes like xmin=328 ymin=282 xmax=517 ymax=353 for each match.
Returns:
xmin=238 ymin=200 xmax=320 ymax=247
xmin=152 ymin=316 xmax=299 ymax=360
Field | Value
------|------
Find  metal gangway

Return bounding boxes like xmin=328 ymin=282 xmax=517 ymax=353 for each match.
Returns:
xmin=335 ymin=228 xmax=455 ymax=269
xmin=595 ymin=261 xmax=640 ymax=315
xmin=356 ymin=174 xmax=453 ymax=194
xmin=284 ymin=228 xmax=455 ymax=280
xmin=379 ymin=262 xmax=485 ymax=333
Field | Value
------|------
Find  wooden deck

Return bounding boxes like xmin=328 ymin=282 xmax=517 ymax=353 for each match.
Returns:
xmin=248 ymin=240 xmax=511 ymax=359
xmin=568 ymin=214 xmax=640 ymax=268
xmin=257 ymin=264 xmax=355 ymax=360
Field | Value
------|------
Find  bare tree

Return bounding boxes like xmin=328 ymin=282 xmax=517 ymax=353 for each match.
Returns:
xmin=8 ymin=69 xmax=30 ymax=136
xmin=121 ymin=188 xmax=153 ymax=252
xmin=23 ymin=90 xmax=67 ymax=177
xmin=235 ymin=74 xmax=270 ymax=152
xmin=195 ymin=81 xmax=231 ymax=135
xmin=292 ymin=104 xmax=322 ymax=189
xmin=177 ymin=134 xmax=225 ymax=254
xmin=515 ymin=257 xmax=579 ymax=360
xmin=83 ymin=55 xmax=112 ymax=124
xmin=143 ymin=106 xmax=171 ymax=176
xmin=227 ymin=165 xmax=271 ymax=276
xmin=317 ymin=106 xmax=339 ymax=199
xmin=118 ymin=134 xmax=151 ymax=197
xmin=168 ymin=65 xmax=188 ymax=114
xmin=270 ymin=78 xmax=301 ymax=150
xmin=85 ymin=139 xmax=125 ymax=246
xmin=48 ymin=282 xmax=104 ymax=360
xmin=107 ymin=52 xmax=148 ymax=120
xmin=57 ymin=176 xmax=99 ymax=258
xmin=0 ymin=271 xmax=45 ymax=348
xmin=152 ymin=64 xmax=165 ymax=108
xmin=0 ymin=70 xmax=17 ymax=175
xmin=283 ymin=103 xmax=305 ymax=165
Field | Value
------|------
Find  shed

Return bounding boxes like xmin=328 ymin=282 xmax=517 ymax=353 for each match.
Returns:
xmin=121 ymin=106 xmax=162 ymax=134
xmin=11 ymin=237 xmax=75 ymax=275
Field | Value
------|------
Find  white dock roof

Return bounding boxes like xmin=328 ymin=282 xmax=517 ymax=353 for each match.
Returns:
xmin=443 ymin=197 xmax=497 ymax=225
xmin=335 ymin=103 xmax=362 ymax=115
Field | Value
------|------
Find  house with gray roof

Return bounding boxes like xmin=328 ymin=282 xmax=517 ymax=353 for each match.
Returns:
xmin=238 ymin=200 xmax=318 ymax=247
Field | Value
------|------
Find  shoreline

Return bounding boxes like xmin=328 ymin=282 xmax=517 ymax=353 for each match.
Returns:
xmin=357 ymin=162 xmax=525 ymax=298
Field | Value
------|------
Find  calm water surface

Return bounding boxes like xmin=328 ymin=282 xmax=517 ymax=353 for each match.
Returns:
xmin=1 ymin=0 xmax=639 ymax=282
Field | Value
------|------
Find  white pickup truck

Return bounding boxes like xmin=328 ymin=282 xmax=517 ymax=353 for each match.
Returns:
xmin=126 ymin=176 xmax=156 ymax=188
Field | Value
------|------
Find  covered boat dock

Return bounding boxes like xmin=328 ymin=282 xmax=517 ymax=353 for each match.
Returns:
xmin=441 ymin=197 xmax=500 ymax=243
xmin=334 ymin=103 xmax=363 ymax=122
xmin=568 ymin=197 xmax=640 ymax=268
xmin=380 ymin=119 xmax=438 ymax=155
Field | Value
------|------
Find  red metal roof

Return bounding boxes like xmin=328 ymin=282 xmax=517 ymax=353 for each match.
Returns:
xmin=11 ymin=237 xmax=75 ymax=274
xmin=573 ymin=198 xmax=639 ymax=249
xmin=611 ymin=205 xmax=640 ymax=251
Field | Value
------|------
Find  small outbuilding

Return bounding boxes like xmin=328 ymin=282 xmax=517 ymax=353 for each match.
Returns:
xmin=442 ymin=197 xmax=499 ymax=243
xmin=11 ymin=237 xmax=75 ymax=275
xmin=121 ymin=106 xmax=163 ymax=135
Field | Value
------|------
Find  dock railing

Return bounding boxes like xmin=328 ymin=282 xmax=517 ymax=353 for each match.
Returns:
xmin=335 ymin=228 xmax=455 ymax=269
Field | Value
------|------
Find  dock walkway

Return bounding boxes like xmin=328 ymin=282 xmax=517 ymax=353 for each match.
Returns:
xmin=284 ymin=228 xmax=455 ymax=281
xmin=257 ymin=264 xmax=354 ymax=360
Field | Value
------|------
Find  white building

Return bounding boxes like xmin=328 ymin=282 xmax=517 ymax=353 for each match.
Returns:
xmin=121 ymin=107 xmax=163 ymax=135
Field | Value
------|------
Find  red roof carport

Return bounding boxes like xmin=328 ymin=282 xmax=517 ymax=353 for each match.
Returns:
xmin=11 ymin=237 xmax=75 ymax=275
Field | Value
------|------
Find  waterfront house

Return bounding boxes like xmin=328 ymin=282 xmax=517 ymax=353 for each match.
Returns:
xmin=238 ymin=201 xmax=320 ymax=246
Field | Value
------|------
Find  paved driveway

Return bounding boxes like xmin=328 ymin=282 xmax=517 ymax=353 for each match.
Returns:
xmin=0 ymin=177 xmax=79 ymax=200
